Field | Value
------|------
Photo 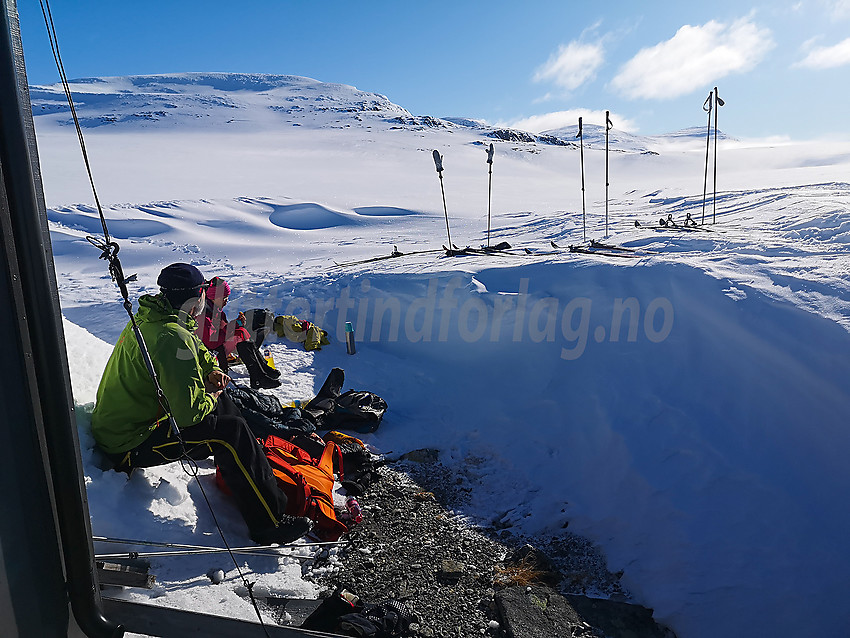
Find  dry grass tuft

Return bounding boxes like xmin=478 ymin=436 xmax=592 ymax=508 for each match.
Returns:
xmin=493 ymin=555 xmax=547 ymax=587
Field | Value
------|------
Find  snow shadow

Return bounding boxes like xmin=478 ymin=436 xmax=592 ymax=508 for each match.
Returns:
xmin=352 ymin=205 xmax=420 ymax=217
xmin=267 ymin=202 xmax=361 ymax=230
xmin=48 ymin=207 xmax=170 ymax=239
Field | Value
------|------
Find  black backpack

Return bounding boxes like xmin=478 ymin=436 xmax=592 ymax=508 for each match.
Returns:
xmin=338 ymin=600 xmax=415 ymax=637
xmin=226 ymin=384 xmax=317 ymax=439
xmin=305 ymin=368 xmax=387 ymax=434
xmin=324 ymin=390 xmax=387 ymax=433
xmin=301 ymin=588 xmax=414 ymax=638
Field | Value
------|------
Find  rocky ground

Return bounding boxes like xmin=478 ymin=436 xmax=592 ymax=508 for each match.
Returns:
xmin=294 ymin=450 xmax=676 ymax=638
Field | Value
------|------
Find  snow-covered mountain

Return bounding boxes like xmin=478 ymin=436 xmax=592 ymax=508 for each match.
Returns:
xmin=539 ymin=124 xmax=735 ymax=154
xmin=32 ymin=72 xmax=850 ymax=638
xmin=31 ymin=73 xmax=709 ymax=153
xmin=30 ymin=72 xmax=412 ymax=130
xmin=543 ymin=123 xmax=655 ymax=151
xmin=660 ymin=125 xmax=734 ymax=141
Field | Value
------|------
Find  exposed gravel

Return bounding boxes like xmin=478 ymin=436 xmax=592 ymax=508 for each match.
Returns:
xmin=302 ymin=453 xmax=629 ymax=637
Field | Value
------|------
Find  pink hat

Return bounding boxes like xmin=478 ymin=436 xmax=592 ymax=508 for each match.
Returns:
xmin=206 ymin=276 xmax=231 ymax=303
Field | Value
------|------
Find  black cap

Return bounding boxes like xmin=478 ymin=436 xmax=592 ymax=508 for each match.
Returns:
xmin=157 ymin=263 xmax=206 ymax=309
xmin=157 ymin=263 xmax=205 ymax=291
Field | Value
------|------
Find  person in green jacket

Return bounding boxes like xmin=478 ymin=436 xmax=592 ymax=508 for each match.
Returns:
xmin=91 ymin=263 xmax=311 ymax=545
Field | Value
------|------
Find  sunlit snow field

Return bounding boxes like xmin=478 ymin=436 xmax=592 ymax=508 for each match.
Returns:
xmin=37 ymin=74 xmax=850 ymax=637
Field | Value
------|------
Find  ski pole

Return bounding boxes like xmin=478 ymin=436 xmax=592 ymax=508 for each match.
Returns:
xmin=433 ymin=149 xmax=454 ymax=253
xmin=712 ymin=87 xmax=725 ymax=224
xmin=92 ymin=535 xmax=346 ymax=553
xmin=486 ymin=142 xmax=494 ymax=248
xmin=605 ymin=111 xmax=613 ymax=237
xmin=577 ymin=117 xmax=586 ymax=241
xmin=94 ymin=548 xmax=316 ymax=560
xmin=701 ymin=91 xmax=713 ymax=225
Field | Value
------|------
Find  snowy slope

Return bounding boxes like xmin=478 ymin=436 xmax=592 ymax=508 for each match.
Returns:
xmin=37 ymin=73 xmax=850 ymax=638
xmin=30 ymin=72 xmax=412 ymax=129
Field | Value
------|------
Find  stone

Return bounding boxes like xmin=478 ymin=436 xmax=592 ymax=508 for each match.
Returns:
xmin=437 ymin=559 xmax=465 ymax=585
xmin=495 ymin=585 xmax=584 ymax=638
xmin=564 ymin=594 xmax=677 ymax=638
xmin=206 ymin=568 xmax=225 ymax=585
xmin=495 ymin=585 xmax=677 ymax=638
xmin=401 ymin=448 xmax=440 ymax=463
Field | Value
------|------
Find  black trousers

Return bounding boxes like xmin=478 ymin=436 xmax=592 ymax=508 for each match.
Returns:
xmin=108 ymin=392 xmax=286 ymax=534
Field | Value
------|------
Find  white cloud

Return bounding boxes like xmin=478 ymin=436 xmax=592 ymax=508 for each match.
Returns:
xmin=800 ymin=35 xmax=823 ymax=50
xmin=795 ymin=37 xmax=850 ymax=68
xmin=532 ymin=92 xmax=556 ymax=105
xmin=504 ymin=109 xmax=637 ymax=134
xmin=534 ymin=41 xmax=605 ymax=91
xmin=611 ymin=18 xmax=774 ymax=100
xmin=830 ymin=0 xmax=850 ymax=18
xmin=798 ymin=0 xmax=850 ymax=19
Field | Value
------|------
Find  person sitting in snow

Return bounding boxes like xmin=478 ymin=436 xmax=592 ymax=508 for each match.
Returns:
xmin=197 ymin=276 xmax=281 ymax=389
xmin=90 ymin=263 xmax=311 ymax=545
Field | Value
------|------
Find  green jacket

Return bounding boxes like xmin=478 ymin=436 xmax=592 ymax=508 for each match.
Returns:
xmin=91 ymin=293 xmax=221 ymax=454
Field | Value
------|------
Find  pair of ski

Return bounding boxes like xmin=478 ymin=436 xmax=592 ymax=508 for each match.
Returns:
xmin=335 ymin=238 xmax=653 ymax=267
xmin=442 ymin=240 xmax=519 ymax=257
xmin=587 ymin=239 xmax=657 ymax=256
xmin=332 ymin=245 xmax=444 ymax=268
xmin=558 ymin=240 xmax=642 ymax=259
xmin=637 ymin=213 xmax=713 ymax=232
xmin=334 ymin=242 xmax=520 ymax=267
xmin=517 ymin=240 xmax=647 ymax=259
xmin=334 ymin=242 xmax=520 ymax=268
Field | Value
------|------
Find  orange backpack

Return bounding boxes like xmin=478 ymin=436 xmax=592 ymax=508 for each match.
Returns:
xmin=262 ymin=435 xmax=348 ymax=541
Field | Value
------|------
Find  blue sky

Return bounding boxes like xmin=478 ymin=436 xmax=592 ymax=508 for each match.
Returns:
xmin=16 ymin=0 xmax=850 ymax=139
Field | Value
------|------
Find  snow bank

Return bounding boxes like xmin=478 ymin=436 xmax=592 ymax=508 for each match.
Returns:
xmin=276 ymin=258 xmax=850 ymax=637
